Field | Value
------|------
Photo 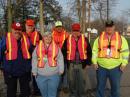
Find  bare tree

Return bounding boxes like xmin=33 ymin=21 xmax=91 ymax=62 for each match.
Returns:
xmin=39 ymin=0 xmax=44 ymax=35
xmin=76 ymin=0 xmax=81 ymax=23
xmin=81 ymin=0 xmax=87 ymax=33
xmin=66 ymin=0 xmax=91 ymax=33
xmin=75 ymin=0 xmax=87 ymax=33
xmin=7 ymin=0 xmax=12 ymax=32
xmin=92 ymin=0 xmax=118 ymax=25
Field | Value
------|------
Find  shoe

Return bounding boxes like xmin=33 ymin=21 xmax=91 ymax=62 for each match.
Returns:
xmin=32 ymin=91 xmax=41 ymax=96
xmin=62 ymin=87 xmax=69 ymax=93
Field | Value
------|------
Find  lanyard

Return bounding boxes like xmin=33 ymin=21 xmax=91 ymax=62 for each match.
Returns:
xmin=44 ymin=44 xmax=50 ymax=55
xmin=106 ymin=33 xmax=114 ymax=49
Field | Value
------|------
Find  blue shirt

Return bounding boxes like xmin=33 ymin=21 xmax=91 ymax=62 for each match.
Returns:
xmin=0 ymin=37 xmax=34 ymax=77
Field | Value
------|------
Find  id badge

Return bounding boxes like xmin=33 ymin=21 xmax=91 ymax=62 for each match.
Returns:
xmin=107 ymin=49 xmax=111 ymax=56
xmin=43 ymin=55 xmax=48 ymax=63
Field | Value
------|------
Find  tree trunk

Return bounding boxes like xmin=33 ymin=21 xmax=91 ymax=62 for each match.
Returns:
xmin=7 ymin=0 xmax=12 ymax=32
xmin=88 ymin=0 xmax=91 ymax=42
xmin=76 ymin=0 xmax=81 ymax=25
xmin=88 ymin=0 xmax=91 ymax=28
xmin=82 ymin=0 xmax=87 ymax=33
xmin=39 ymin=0 xmax=44 ymax=36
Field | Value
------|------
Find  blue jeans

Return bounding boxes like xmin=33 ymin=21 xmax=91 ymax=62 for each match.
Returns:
xmin=35 ymin=74 xmax=60 ymax=97
xmin=96 ymin=66 xmax=122 ymax=97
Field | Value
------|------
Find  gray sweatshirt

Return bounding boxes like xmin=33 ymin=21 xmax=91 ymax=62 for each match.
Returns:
xmin=32 ymin=47 xmax=64 ymax=76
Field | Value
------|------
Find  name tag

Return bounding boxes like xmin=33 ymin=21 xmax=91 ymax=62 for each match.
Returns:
xmin=107 ymin=49 xmax=111 ymax=56
xmin=43 ymin=55 xmax=48 ymax=63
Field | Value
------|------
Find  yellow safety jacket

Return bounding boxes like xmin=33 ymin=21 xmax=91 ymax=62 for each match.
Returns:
xmin=92 ymin=32 xmax=129 ymax=69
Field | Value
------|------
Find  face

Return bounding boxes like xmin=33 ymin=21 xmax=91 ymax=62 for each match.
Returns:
xmin=12 ymin=29 xmax=22 ymax=40
xmin=105 ymin=26 xmax=115 ymax=35
xmin=56 ymin=26 xmax=63 ymax=32
xmin=25 ymin=24 xmax=35 ymax=33
xmin=43 ymin=34 xmax=52 ymax=44
xmin=72 ymin=31 xmax=80 ymax=37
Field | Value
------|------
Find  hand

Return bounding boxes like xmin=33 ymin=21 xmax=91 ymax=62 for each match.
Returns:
xmin=85 ymin=65 xmax=90 ymax=69
xmin=0 ymin=70 xmax=3 ymax=76
xmin=32 ymin=73 xmax=37 ymax=77
xmin=59 ymin=72 xmax=63 ymax=75
xmin=120 ymin=65 xmax=126 ymax=72
xmin=93 ymin=64 xmax=99 ymax=70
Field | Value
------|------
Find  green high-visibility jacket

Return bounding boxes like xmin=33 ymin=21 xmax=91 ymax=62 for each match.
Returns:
xmin=92 ymin=35 xmax=129 ymax=69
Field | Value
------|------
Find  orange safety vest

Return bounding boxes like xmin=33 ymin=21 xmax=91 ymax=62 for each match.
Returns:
xmin=28 ymin=31 xmax=40 ymax=46
xmin=67 ymin=34 xmax=87 ymax=60
xmin=36 ymin=40 xmax=59 ymax=68
xmin=52 ymin=30 xmax=67 ymax=48
xmin=6 ymin=32 xmax=31 ymax=60
xmin=98 ymin=32 xmax=122 ymax=58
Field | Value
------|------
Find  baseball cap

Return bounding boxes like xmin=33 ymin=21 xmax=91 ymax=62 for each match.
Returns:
xmin=71 ymin=23 xmax=80 ymax=31
xmin=105 ymin=20 xmax=114 ymax=27
xmin=11 ymin=22 xmax=22 ymax=30
xmin=26 ymin=19 xmax=35 ymax=26
xmin=55 ymin=21 xmax=63 ymax=27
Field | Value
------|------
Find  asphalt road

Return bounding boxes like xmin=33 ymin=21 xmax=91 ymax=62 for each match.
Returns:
xmin=0 ymin=64 xmax=130 ymax=97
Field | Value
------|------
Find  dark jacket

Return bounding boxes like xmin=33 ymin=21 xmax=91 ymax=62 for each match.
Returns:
xmin=0 ymin=36 xmax=34 ymax=77
xmin=61 ymin=35 xmax=92 ymax=69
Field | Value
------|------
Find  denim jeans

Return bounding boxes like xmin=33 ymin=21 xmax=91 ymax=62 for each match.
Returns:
xmin=96 ymin=66 xmax=122 ymax=97
xmin=35 ymin=74 xmax=60 ymax=97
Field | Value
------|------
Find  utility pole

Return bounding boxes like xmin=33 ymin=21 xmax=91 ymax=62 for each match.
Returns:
xmin=88 ymin=0 xmax=91 ymax=42
xmin=39 ymin=0 xmax=44 ymax=35
xmin=107 ymin=0 xmax=109 ymax=20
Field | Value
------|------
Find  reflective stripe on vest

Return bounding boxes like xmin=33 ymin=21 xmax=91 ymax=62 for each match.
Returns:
xmin=22 ymin=34 xmax=31 ymax=59
xmin=30 ymin=31 xmax=39 ymax=46
xmin=98 ymin=32 xmax=122 ymax=58
xmin=68 ymin=35 xmax=72 ymax=60
xmin=52 ymin=41 xmax=56 ymax=66
xmin=6 ymin=33 xmax=15 ymax=60
xmin=37 ymin=40 xmax=58 ymax=68
xmin=6 ymin=33 xmax=30 ymax=60
xmin=81 ymin=34 xmax=87 ymax=59
xmin=33 ymin=31 xmax=38 ymax=46
xmin=37 ymin=41 xmax=44 ymax=68
xmin=67 ymin=34 xmax=87 ymax=60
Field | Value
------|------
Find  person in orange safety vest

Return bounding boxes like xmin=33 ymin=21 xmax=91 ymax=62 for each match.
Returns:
xmin=0 ymin=22 xmax=32 ymax=97
xmin=52 ymin=21 xmax=69 ymax=49
xmin=62 ymin=23 xmax=92 ymax=97
xmin=25 ymin=19 xmax=42 ymax=46
xmin=32 ymin=31 xmax=64 ymax=97
xmin=92 ymin=20 xmax=129 ymax=97
xmin=52 ymin=21 xmax=69 ymax=93
xmin=25 ymin=19 xmax=42 ymax=96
